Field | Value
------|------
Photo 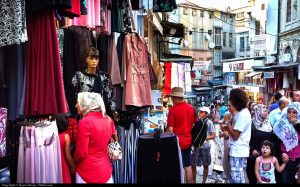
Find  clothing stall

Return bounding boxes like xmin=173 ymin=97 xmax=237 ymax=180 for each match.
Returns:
xmin=0 ymin=0 xmax=184 ymax=184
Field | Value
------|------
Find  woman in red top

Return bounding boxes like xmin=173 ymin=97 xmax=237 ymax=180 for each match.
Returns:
xmin=74 ymin=92 xmax=117 ymax=183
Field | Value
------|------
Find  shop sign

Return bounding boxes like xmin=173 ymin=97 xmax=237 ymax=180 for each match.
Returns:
xmin=264 ymin=71 xmax=274 ymax=79
xmin=223 ymin=59 xmax=254 ymax=73
xmin=232 ymin=85 xmax=261 ymax=93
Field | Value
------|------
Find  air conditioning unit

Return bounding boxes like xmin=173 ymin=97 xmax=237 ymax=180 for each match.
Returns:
xmin=282 ymin=53 xmax=292 ymax=63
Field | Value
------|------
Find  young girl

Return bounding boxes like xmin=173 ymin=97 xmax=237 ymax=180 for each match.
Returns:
xmin=255 ymin=140 xmax=288 ymax=183
xmin=56 ymin=114 xmax=76 ymax=183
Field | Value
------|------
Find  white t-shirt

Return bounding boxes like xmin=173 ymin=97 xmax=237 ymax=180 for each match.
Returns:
xmin=229 ymin=108 xmax=252 ymax=157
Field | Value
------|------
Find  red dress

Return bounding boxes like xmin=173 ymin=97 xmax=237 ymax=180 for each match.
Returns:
xmin=59 ymin=133 xmax=72 ymax=183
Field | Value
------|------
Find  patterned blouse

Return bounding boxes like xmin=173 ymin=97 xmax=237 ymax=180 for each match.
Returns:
xmin=72 ymin=70 xmax=116 ymax=115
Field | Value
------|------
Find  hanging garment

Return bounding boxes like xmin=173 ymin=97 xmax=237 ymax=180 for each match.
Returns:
xmin=80 ymin=0 xmax=88 ymax=15
xmin=59 ymin=0 xmax=81 ymax=18
xmin=185 ymin=64 xmax=192 ymax=92
xmin=0 ymin=0 xmax=28 ymax=47
xmin=130 ymin=0 xmax=140 ymax=10
xmin=123 ymin=33 xmax=153 ymax=107
xmin=25 ymin=7 xmax=68 ymax=116
xmin=171 ymin=63 xmax=179 ymax=88
xmin=153 ymin=0 xmax=177 ymax=13
xmin=163 ymin=62 xmax=172 ymax=96
xmin=0 ymin=108 xmax=7 ymax=158
xmin=96 ymin=0 xmax=112 ymax=35
xmin=177 ymin=62 xmax=185 ymax=89
xmin=30 ymin=0 xmax=72 ymax=10
xmin=2 ymin=43 xmax=27 ymax=120
xmin=111 ymin=0 xmax=124 ymax=33
xmin=283 ymin=73 xmax=289 ymax=88
xmin=137 ymin=133 xmax=183 ymax=183
xmin=121 ymin=0 xmax=136 ymax=33
xmin=108 ymin=34 xmax=122 ymax=85
xmin=72 ymin=0 xmax=96 ymax=27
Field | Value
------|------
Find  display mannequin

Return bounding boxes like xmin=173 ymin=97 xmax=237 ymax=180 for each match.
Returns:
xmin=72 ymin=46 xmax=119 ymax=121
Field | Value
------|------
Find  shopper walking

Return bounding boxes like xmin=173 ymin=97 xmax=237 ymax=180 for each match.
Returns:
xmin=167 ymin=87 xmax=197 ymax=183
xmin=220 ymin=102 xmax=238 ymax=181
xmin=74 ymin=92 xmax=117 ymax=183
xmin=246 ymin=104 xmax=274 ymax=184
xmin=221 ymin=88 xmax=252 ymax=184
xmin=191 ymin=106 xmax=216 ymax=183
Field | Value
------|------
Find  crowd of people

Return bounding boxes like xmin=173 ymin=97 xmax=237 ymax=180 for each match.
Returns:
xmin=167 ymin=87 xmax=300 ymax=184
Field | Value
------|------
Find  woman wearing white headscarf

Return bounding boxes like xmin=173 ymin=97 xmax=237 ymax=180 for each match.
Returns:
xmin=273 ymin=102 xmax=300 ymax=184
xmin=74 ymin=92 xmax=117 ymax=183
xmin=246 ymin=104 xmax=274 ymax=184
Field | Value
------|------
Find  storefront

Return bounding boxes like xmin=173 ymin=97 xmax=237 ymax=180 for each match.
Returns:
xmin=222 ymin=58 xmax=264 ymax=103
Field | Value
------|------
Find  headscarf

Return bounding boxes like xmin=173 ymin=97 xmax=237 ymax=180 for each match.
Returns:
xmin=273 ymin=102 xmax=299 ymax=151
xmin=252 ymin=104 xmax=272 ymax=132
xmin=77 ymin=92 xmax=106 ymax=116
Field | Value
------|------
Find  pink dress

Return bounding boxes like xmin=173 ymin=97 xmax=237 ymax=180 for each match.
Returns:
xmin=59 ymin=133 xmax=72 ymax=183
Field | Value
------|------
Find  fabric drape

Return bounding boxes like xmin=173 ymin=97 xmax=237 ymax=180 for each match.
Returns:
xmin=25 ymin=7 xmax=68 ymax=116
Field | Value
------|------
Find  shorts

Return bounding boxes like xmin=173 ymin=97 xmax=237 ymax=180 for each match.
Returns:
xmin=191 ymin=146 xmax=211 ymax=167
xmin=181 ymin=147 xmax=192 ymax=167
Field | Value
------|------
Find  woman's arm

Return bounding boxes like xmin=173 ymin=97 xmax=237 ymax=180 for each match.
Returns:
xmin=65 ymin=134 xmax=76 ymax=174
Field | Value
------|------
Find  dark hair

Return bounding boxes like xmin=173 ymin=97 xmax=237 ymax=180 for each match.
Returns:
xmin=55 ymin=114 xmax=69 ymax=133
xmin=260 ymin=140 xmax=275 ymax=156
xmin=86 ymin=46 xmax=99 ymax=57
xmin=274 ymin=92 xmax=282 ymax=101
xmin=229 ymin=88 xmax=249 ymax=112
xmin=289 ymin=89 xmax=299 ymax=98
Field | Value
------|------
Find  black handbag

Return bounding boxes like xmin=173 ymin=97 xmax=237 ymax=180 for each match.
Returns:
xmin=192 ymin=119 xmax=208 ymax=147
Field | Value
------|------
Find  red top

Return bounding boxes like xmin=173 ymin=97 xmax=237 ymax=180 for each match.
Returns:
xmin=167 ymin=102 xmax=197 ymax=150
xmin=59 ymin=133 xmax=71 ymax=183
xmin=74 ymin=112 xmax=116 ymax=183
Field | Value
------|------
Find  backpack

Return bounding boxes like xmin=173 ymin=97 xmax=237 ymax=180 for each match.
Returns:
xmin=191 ymin=118 xmax=208 ymax=147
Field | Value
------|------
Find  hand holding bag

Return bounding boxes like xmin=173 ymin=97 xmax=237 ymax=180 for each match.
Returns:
xmin=107 ymin=141 xmax=122 ymax=161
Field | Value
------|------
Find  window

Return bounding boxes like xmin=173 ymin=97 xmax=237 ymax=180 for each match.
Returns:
xmin=192 ymin=10 xmax=197 ymax=16
xmin=230 ymin=15 xmax=233 ymax=22
xmin=287 ymin=0 xmax=291 ymax=22
xmin=223 ymin=15 xmax=227 ymax=22
xmin=237 ymin=12 xmax=245 ymax=18
xmin=255 ymin=21 xmax=260 ymax=35
xmin=183 ymin=8 xmax=189 ymax=15
xmin=209 ymin=14 xmax=212 ymax=19
xmin=215 ymin=28 xmax=222 ymax=46
xmin=223 ymin=32 xmax=226 ymax=47
xmin=240 ymin=37 xmax=245 ymax=51
xmin=229 ymin=33 xmax=233 ymax=47
xmin=199 ymin=29 xmax=204 ymax=48
xmin=236 ymin=22 xmax=245 ymax=27
xmin=192 ymin=28 xmax=198 ymax=49
xmin=200 ymin=11 xmax=204 ymax=17
xmin=261 ymin=3 xmax=265 ymax=10
xmin=246 ymin=36 xmax=250 ymax=50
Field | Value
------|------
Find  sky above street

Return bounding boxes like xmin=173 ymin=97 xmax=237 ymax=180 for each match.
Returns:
xmin=176 ymin=0 xmax=249 ymax=11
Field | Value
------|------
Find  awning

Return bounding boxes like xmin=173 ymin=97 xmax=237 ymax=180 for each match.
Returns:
xmin=252 ymin=63 xmax=299 ymax=71
xmin=244 ymin=71 xmax=262 ymax=77
xmin=193 ymin=87 xmax=212 ymax=91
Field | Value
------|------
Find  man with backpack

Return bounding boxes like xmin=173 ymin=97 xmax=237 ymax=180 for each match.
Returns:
xmin=191 ymin=106 xmax=216 ymax=183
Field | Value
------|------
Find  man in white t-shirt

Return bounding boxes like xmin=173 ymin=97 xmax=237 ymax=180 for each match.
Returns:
xmin=221 ymin=88 xmax=252 ymax=184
